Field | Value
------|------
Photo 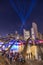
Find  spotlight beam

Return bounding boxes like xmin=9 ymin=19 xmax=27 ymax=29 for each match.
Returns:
xmin=9 ymin=0 xmax=37 ymax=32
xmin=25 ymin=0 xmax=37 ymax=22
xmin=9 ymin=0 xmax=24 ymax=22
xmin=20 ymin=0 xmax=37 ymax=31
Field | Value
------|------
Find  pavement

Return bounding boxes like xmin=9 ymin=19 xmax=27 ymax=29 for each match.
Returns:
xmin=26 ymin=60 xmax=43 ymax=65
xmin=10 ymin=60 xmax=43 ymax=65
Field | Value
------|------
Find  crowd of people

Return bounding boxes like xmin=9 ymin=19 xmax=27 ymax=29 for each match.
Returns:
xmin=1 ymin=50 xmax=25 ymax=64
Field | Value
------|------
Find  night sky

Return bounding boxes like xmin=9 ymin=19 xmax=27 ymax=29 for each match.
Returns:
xmin=0 ymin=0 xmax=43 ymax=35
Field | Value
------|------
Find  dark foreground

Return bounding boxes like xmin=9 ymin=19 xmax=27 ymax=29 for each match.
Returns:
xmin=0 ymin=56 xmax=43 ymax=65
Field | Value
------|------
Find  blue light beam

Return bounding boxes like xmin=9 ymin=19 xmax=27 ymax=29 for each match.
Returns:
xmin=20 ymin=0 xmax=37 ymax=31
xmin=9 ymin=0 xmax=25 ymax=22
xmin=25 ymin=0 xmax=37 ymax=22
xmin=9 ymin=0 xmax=37 ymax=32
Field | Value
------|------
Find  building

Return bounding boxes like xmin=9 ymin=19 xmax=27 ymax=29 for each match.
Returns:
xmin=42 ymin=34 xmax=43 ymax=39
xmin=14 ymin=31 xmax=20 ymax=40
xmin=32 ymin=22 xmax=38 ymax=38
xmin=23 ymin=29 xmax=30 ymax=41
xmin=26 ymin=45 xmax=39 ymax=60
xmin=38 ymin=32 xmax=42 ymax=39
xmin=19 ymin=35 xmax=24 ymax=40
xmin=31 ymin=27 xmax=35 ymax=40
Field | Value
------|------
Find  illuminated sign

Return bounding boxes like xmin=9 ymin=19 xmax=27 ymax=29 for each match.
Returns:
xmin=38 ymin=40 xmax=43 ymax=43
xmin=10 ymin=41 xmax=23 ymax=52
xmin=10 ymin=45 xmax=18 ymax=50
xmin=14 ymin=41 xmax=22 ymax=45
xmin=2 ymin=43 xmax=10 ymax=50
xmin=0 ymin=42 xmax=4 ymax=47
xmin=0 ymin=42 xmax=4 ymax=44
xmin=9 ymin=40 xmax=15 ymax=44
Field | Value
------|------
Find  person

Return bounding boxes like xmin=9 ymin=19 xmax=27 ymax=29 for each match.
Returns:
xmin=9 ymin=53 xmax=12 ymax=64
xmin=2 ymin=50 xmax=6 ymax=56
xmin=5 ymin=51 xmax=9 ymax=59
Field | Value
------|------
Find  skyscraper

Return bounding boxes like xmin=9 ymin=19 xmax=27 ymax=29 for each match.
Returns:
xmin=32 ymin=22 xmax=38 ymax=38
xmin=31 ymin=27 xmax=35 ymax=40
xmin=23 ymin=29 xmax=30 ymax=41
xmin=15 ymin=31 xmax=19 ymax=40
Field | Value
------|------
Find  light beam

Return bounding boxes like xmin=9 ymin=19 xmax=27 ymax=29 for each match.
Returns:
xmin=9 ymin=0 xmax=37 ymax=32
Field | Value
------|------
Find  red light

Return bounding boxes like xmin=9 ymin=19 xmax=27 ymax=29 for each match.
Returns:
xmin=39 ymin=40 xmax=43 ymax=43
